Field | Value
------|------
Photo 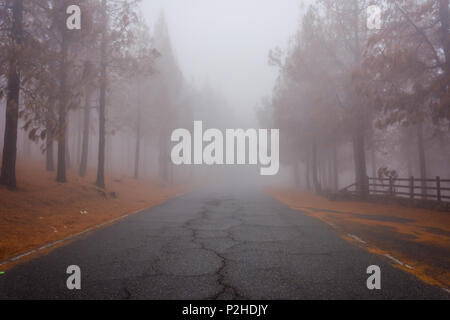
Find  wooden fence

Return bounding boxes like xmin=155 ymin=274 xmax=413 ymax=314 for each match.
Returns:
xmin=341 ymin=176 xmax=450 ymax=203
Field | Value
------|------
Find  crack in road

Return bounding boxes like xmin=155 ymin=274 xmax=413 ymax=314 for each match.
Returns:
xmin=1 ymin=188 xmax=448 ymax=300
xmin=181 ymin=201 xmax=249 ymax=300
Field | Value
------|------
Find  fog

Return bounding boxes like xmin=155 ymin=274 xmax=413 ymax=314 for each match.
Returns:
xmin=2 ymin=1 xmax=450 ymax=303
xmin=140 ymin=0 xmax=302 ymax=127
xmin=0 ymin=0 xmax=449 ymax=200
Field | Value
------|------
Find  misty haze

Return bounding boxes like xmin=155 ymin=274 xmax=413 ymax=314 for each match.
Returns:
xmin=0 ymin=0 xmax=449 ymax=302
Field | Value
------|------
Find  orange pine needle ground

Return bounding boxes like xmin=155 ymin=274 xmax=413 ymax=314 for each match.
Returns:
xmin=0 ymin=162 xmax=187 ymax=268
xmin=267 ymin=187 xmax=450 ymax=290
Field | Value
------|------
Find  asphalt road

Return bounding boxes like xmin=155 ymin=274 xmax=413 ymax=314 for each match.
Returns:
xmin=0 ymin=185 xmax=448 ymax=300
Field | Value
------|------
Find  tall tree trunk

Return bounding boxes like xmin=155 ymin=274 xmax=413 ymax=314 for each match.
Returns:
xmin=158 ymin=127 xmax=169 ymax=182
xmin=321 ymin=157 xmax=327 ymax=190
xmin=96 ymin=0 xmax=108 ymax=189
xmin=46 ymin=136 xmax=54 ymax=171
xmin=22 ymin=130 xmax=31 ymax=158
xmin=106 ymin=133 xmax=112 ymax=175
xmin=65 ymin=123 xmax=71 ymax=169
xmin=312 ymin=139 xmax=322 ymax=194
xmin=417 ymin=123 xmax=427 ymax=198
xmin=439 ymin=0 xmax=450 ymax=125
xmin=305 ymin=154 xmax=311 ymax=191
xmin=76 ymin=113 xmax=82 ymax=166
xmin=79 ymin=87 xmax=91 ymax=177
xmin=1 ymin=0 xmax=23 ymax=188
xmin=352 ymin=128 xmax=368 ymax=198
xmin=351 ymin=0 xmax=369 ymax=198
xmin=370 ymin=147 xmax=376 ymax=178
xmin=293 ymin=162 xmax=300 ymax=188
xmin=320 ymin=157 xmax=325 ymax=190
xmin=368 ymin=129 xmax=376 ymax=192
xmin=56 ymin=31 xmax=69 ymax=183
xmin=405 ymin=126 xmax=413 ymax=177
xmin=440 ymin=0 xmax=450 ymax=76
xmin=45 ymin=109 xmax=55 ymax=172
xmin=327 ymin=154 xmax=333 ymax=190
xmin=158 ymin=138 xmax=167 ymax=182
xmin=134 ymin=109 xmax=141 ymax=179
xmin=332 ymin=142 xmax=339 ymax=191
xmin=369 ymin=133 xmax=377 ymax=178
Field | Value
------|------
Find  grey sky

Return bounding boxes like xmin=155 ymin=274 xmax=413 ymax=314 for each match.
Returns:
xmin=140 ymin=0 xmax=304 ymax=123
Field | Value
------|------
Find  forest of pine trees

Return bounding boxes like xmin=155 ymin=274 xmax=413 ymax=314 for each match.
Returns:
xmin=0 ymin=0 xmax=230 ymax=190
xmin=262 ymin=0 xmax=449 ymax=198
xmin=0 ymin=0 xmax=449 ymax=199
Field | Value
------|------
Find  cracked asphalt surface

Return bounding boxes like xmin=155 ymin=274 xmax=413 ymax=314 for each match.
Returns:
xmin=0 ymin=185 xmax=448 ymax=300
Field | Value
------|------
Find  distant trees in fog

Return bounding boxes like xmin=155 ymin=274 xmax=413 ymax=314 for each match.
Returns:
xmin=266 ymin=0 xmax=449 ymax=197
xmin=0 ymin=0 xmax=199 ymax=189
xmin=1 ymin=0 xmax=448 ymax=194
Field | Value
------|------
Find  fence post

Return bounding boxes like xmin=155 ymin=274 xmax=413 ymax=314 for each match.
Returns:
xmin=410 ymin=176 xmax=414 ymax=200
xmin=437 ymin=176 xmax=441 ymax=202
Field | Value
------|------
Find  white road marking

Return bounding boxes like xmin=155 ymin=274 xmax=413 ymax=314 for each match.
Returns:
xmin=347 ymin=234 xmax=367 ymax=244
xmin=0 ymin=212 xmax=136 ymax=267
xmin=9 ymin=251 xmax=36 ymax=262
xmin=327 ymin=222 xmax=337 ymax=229
xmin=384 ymin=254 xmax=406 ymax=266
xmin=346 ymin=235 xmax=416 ymax=270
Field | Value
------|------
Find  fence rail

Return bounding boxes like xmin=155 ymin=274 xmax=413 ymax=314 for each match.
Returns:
xmin=341 ymin=176 xmax=450 ymax=203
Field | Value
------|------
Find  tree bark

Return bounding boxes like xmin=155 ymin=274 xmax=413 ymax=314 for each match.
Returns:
xmin=1 ymin=0 xmax=23 ymax=188
xmin=65 ymin=124 xmax=71 ymax=170
xmin=46 ymin=136 xmax=54 ymax=171
xmin=417 ymin=123 xmax=427 ymax=198
xmin=440 ymin=0 xmax=450 ymax=75
xmin=45 ymin=108 xmax=55 ymax=172
xmin=327 ymin=154 xmax=333 ymax=190
xmin=76 ymin=113 xmax=82 ymax=165
xmin=352 ymin=126 xmax=369 ymax=198
xmin=96 ymin=0 xmax=108 ymax=189
xmin=158 ymin=127 xmax=169 ymax=182
xmin=134 ymin=109 xmax=141 ymax=179
xmin=332 ymin=141 xmax=339 ymax=191
xmin=405 ymin=126 xmax=414 ymax=177
xmin=312 ymin=139 xmax=322 ymax=194
xmin=347 ymin=0 xmax=368 ymax=198
xmin=79 ymin=86 xmax=92 ymax=177
xmin=439 ymin=0 xmax=450 ymax=125
xmin=56 ymin=31 xmax=69 ymax=183
xmin=305 ymin=154 xmax=311 ymax=191
xmin=367 ymin=128 xmax=376 ymax=192
xmin=293 ymin=162 xmax=300 ymax=188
